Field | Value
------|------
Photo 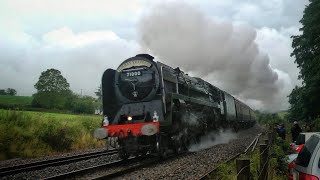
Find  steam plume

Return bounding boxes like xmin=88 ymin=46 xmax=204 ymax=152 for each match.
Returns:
xmin=138 ymin=2 xmax=291 ymax=111
xmin=189 ymin=129 xmax=237 ymax=152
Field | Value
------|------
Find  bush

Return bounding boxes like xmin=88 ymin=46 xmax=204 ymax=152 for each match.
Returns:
xmin=70 ymin=96 xmax=97 ymax=114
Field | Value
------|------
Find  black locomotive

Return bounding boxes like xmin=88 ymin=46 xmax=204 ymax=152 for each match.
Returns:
xmin=94 ymin=54 xmax=256 ymax=158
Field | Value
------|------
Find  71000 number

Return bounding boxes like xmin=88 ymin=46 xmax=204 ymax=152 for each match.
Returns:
xmin=127 ymin=71 xmax=141 ymax=77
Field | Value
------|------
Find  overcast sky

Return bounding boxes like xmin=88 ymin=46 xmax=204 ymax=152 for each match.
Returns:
xmin=0 ymin=0 xmax=309 ymax=111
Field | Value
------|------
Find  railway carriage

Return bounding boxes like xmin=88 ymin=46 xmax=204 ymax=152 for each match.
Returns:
xmin=94 ymin=54 xmax=256 ymax=158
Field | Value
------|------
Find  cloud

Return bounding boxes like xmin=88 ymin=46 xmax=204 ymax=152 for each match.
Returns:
xmin=187 ymin=0 xmax=309 ymax=29
xmin=138 ymin=2 xmax=295 ymax=111
xmin=0 ymin=0 xmax=143 ymax=40
xmin=256 ymin=26 xmax=301 ymax=85
xmin=0 ymin=0 xmax=305 ymax=112
xmin=42 ymin=27 xmax=120 ymax=48
xmin=0 ymin=27 xmax=140 ymax=96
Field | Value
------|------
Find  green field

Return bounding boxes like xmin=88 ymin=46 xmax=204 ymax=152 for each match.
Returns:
xmin=0 ymin=110 xmax=105 ymax=160
xmin=0 ymin=95 xmax=32 ymax=108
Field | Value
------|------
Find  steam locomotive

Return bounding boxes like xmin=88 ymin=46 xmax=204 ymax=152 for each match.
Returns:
xmin=94 ymin=54 xmax=256 ymax=159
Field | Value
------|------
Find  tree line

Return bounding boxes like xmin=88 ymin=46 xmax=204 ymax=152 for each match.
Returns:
xmin=288 ymin=0 xmax=320 ymax=123
xmin=0 ymin=88 xmax=17 ymax=96
xmin=32 ymin=68 xmax=101 ymax=114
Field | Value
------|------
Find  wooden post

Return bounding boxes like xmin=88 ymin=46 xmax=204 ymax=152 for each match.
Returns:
xmin=264 ymin=139 xmax=269 ymax=145
xmin=268 ymin=132 xmax=273 ymax=144
xmin=259 ymin=144 xmax=268 ymax=180
xmin=273 ymin=127 xmax=278 ymax=140
xmin=236 ymin=159 xmax=250 ymax=180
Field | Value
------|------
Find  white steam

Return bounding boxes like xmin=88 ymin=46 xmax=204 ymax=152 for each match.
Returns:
xmin=138 ymin=2 xmax=292 ymax=111
xmin=189 ymin=129 xmax=238 ymax=152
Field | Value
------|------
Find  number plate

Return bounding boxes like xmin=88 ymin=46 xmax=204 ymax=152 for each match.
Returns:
xmin=126 ymin=71 xmax=141 ymax=77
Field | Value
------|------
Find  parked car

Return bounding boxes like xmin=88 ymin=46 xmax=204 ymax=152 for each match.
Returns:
xmin=288 ymin=132 xmax=320 ymax=180
xmin=290 ymin=133 xmax=319 ymax=153
xmin=292 ymin=133 xmax=320 ymax=180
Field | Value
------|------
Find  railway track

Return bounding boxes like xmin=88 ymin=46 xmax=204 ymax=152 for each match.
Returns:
xmin=1 ymin=132 xmax=263 ymax=179
xmin=244 ymin=133 xmax=262 ymax=154
xmin=91 ymin=134 xmax=261 ymax=180
xmin=53 ymin=134 xmax=262 ymax=179
xmin=43 ymin=156 xmax=136 ymax=179
xmin=44 ymin=152 xmax=184 ymax=180
xmin=0 ymin=149 xmax=118 ymax=177
xmin=199 ymin=133 xmax=262 ymax=180
xmin=90 ymin=154 xmax=182 ymax=180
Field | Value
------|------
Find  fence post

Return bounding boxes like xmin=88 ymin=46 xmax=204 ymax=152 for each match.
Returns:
xmin=268 ymin=132 xmax=273 ymax=144
xmin=236 ymin=159 xmax=250 ymax=180
xmin=258 ymin=144 xmax=268 ymax=180
xmin=273 ymin=127 xmax=278 ymax=140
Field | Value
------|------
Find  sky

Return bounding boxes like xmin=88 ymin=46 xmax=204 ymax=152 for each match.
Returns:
xmin=0 ymin=0 xmax=309 ymax=111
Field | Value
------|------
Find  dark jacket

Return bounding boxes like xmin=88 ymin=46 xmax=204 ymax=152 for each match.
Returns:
xmin=278 ymin=126 xmax=286 ymax=140
xmin=291 ymin=124 xmax=302 ymax=142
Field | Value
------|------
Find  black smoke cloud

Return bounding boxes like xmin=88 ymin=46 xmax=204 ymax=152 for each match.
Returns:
xmin=138 ymin=2 xmax=291 ymax=111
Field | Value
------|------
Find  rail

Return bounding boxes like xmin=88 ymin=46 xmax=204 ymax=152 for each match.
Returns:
xmin=198 ymin=133 xmax=262 ymax=180
xmin=0 ymin=149 xmax=118 ymax=177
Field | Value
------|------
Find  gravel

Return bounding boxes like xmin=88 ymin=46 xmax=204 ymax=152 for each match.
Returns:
xmin=0 ymin=147 xmax=118 ymax=180
xmin=113 ymin=124 xmax=265 ymax=180
xmin=0 ymin=124 xmax=265 ymax=180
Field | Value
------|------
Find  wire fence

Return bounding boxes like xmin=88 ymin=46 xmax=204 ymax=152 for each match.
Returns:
xmin=235 ymin=130 xmax=275 ymax=180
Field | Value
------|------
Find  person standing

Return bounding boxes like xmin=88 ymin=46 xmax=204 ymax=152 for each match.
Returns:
xmin=291 ymin=121 xmax=302 ymax=142
xmin=278 ymin=123 xmax=286 ymax=140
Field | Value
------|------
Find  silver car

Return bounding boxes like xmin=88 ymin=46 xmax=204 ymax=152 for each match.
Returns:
xmin=293 ymin=133 xmax=320 ymax=180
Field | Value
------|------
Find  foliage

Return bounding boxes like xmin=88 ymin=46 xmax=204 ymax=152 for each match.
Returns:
xmin=289 ymin=0 xmax=320 ymax=120
xmin=31 ymin=68 xmax=99 ymax=114
xmin=32 ymin=69 xmax=71 ymax=110
xmin=0 ymin=110 xmax=105 ymax=160
xmin=0 ymin=88 xmax=17 ymax=96
xmin=34 ymin=69 xmax=70 ymax=93
xmin=32 ymin=91 xmax=72 ymax=109
xmin=269 ymin=137 xmax=289 ymax=179
xmin=256 ymin=111 xmax=285 ymax=126
xmin=213 ymin=160 xmax=237 ymax=180
xmin=70 ymin=95 xmax=99 ymax=114
xmin=288 ymin=86 xmax=308 ymax=121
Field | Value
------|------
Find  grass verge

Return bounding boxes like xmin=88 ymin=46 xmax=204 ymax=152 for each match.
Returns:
xmin=210 ymin=136 xmax=289 ymax=180
xmin=0 ymin=110 xmax=105 ymax=160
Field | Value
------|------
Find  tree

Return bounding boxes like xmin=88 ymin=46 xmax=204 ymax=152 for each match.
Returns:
xmin=35 ymin=69 xmax=70 ymax=93
xmin=290 ymin=0 xmax=320 ymax=120
xmin=288 ymin=86 xmax=308 ymax=121
xmin=0 ymin=89 xmax=6 ymax=95
xmin=32 ymin=69 xmax=71 ymax=109
xmin=0 ymin=88 xmax=17 ymax=95
xmin=70 ymin=95 xmax=98 ymax=114
xmin=6 ymin=88 xmax=17 ymax=96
